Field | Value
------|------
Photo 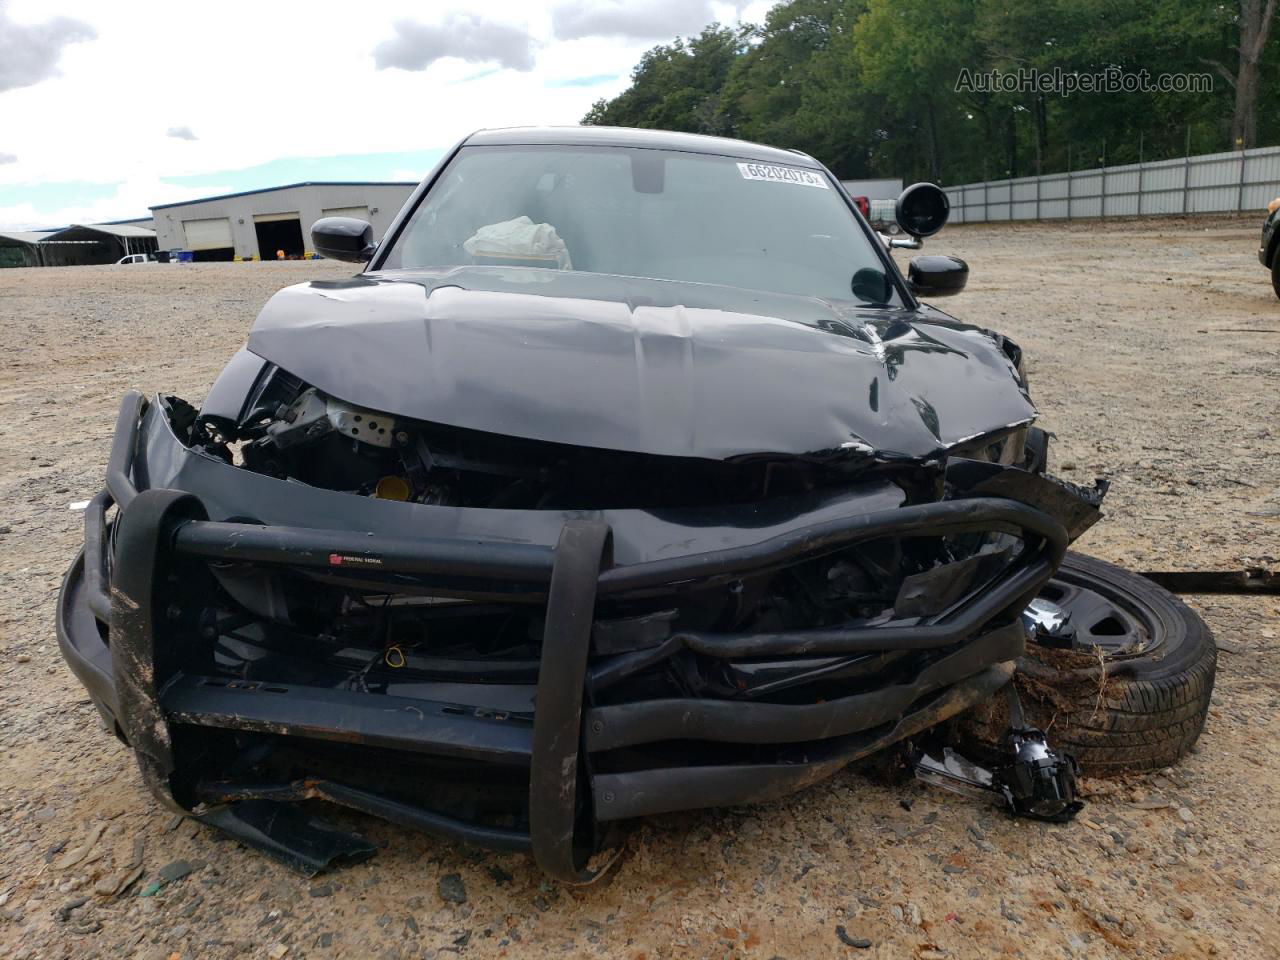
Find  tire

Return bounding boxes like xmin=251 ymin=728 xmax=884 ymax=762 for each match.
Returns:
xmin=961 ymin=552 xmax=1216 ymax=776
xmin=1272 ymin=253 xmax=1280 ymax=300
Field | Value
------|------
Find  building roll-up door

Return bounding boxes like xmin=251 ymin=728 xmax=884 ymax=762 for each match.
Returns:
xmin=182 ymin=217 xmax=233 ymax=250
xmin=321 ymin=206 xmax=371 ymax=221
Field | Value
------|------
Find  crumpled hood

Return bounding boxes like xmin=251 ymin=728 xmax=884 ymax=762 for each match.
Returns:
xmin=247 ymin=267 xmax=1035 ymax=461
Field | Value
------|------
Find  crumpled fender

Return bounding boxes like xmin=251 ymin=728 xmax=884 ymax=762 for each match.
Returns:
xmin=946 ymin=458 xmax=1108 ymax=541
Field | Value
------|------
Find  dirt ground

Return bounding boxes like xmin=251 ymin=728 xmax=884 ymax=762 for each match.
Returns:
xmin=1 ymin=216 xmax=1277 ymax=960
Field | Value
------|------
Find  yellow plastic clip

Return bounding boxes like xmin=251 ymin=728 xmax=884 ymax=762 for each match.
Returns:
xmin=384 ymin=645 xmax=406 ymax=668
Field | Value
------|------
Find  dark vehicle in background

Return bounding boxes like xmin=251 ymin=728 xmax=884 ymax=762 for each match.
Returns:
xmin=56 ymin=127 xmax=1214 ymax=880
xmin=1260 ymin=197 xmax=1280 ymax=298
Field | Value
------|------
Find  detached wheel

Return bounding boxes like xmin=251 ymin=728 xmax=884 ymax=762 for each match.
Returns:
xmin=963 ymin=552 xmax=1216 ymax=775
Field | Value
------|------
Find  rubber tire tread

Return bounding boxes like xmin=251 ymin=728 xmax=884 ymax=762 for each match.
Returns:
xmin=1015 ymin=552 xmax=1216 ymax=775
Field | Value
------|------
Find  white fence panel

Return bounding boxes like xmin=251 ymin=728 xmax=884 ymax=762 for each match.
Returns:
xmin=943 ymin=145 xmax=1280 ymax=223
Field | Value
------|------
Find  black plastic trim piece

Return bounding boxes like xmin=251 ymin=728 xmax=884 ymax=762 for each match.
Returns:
xmin=106 ymin=391 xmax=146 ymax=508
xmin=197 ymin=799 xmax=377 ymax=876
xmin=55 ymin=550 xmax=119 ymax=723
xmin=82 ymin=491 xmax=113 ymax=624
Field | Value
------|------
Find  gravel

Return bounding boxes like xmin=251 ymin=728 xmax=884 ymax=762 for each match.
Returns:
xmin=1 ymin=219 xmax=1278 ymax=958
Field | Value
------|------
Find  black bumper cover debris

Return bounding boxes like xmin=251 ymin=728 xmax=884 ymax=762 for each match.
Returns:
xmin=57 ymin=392 xmax=1107 ymax=877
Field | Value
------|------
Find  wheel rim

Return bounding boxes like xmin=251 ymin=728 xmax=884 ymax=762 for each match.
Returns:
xmin=1033 ymin=566 xmax=1162 ymax=658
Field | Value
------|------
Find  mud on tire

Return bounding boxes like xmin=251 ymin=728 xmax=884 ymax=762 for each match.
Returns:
xmin=960 ymin=552 xmax=1216 ymax=776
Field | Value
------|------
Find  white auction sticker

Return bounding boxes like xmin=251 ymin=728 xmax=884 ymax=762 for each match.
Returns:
xmin=736 ymin=162 xmax=828 ymax=189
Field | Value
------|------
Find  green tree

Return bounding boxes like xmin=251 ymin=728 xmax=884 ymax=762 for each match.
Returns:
xmin=853 ymin=0 xmax=990 ymax=181
xmin=583 ymin=24 xmax=751 ymax=134
xmin=584 ymin=0 xmax=1271 ymax=184
xmin=1202 ymin=0 xmax=1280 ymax=148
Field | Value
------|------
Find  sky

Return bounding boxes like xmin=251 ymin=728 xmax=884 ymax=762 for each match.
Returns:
xmin=0 ymin=0 xmax=772 ymax=230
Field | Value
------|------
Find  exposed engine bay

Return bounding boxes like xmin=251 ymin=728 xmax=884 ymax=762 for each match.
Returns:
xmin=189 ymin=363 xmax=1033 ymax=514
xmin=170 ymin=362 xmax=1049 ymax=661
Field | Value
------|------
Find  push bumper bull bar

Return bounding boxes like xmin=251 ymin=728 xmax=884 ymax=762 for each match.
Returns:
xmin=59 ymin=392 xmax=1070 ymax=880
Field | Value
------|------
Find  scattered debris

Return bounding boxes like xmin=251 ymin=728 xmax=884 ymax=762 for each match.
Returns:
xmin=54 ymin=896 xmax=88 ymax=921
xmin=835 ymin=925 xmax=872 ymax=948
xmin=158 ymin=859 xmax=195 ymax=884
xmin=438 ymin=874 xmax=467 ymax=905
xmin=486 ymin=865 xmax=514 ymax=887
xmin=54 ymin=822 xmax=105 ymax=870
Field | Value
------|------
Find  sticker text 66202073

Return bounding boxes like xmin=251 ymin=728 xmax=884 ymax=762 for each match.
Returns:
xmin=736 ymin=162 xmax=829 ymax=189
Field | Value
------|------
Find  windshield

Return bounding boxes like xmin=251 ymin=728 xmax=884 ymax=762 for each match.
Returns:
xmin=377 ymin=145 xmax=901 ymax=305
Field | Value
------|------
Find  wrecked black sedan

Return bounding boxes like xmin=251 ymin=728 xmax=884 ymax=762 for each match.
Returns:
xmin=58 ymin=127 xmax=1212 ymax=879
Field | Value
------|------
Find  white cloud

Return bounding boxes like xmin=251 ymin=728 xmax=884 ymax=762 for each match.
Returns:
xmin=0 ymin=3 xmax=95 ymax=93
xmin=166 ymin=126 xmax=198 ymax=141
xmin=0 ymin=152 xmax=16 ymax=165
xmin=0 ymin=0 xmax=762 ymax=228
xmin=552 ymin=0 xmax=717 ymax=41
xmin=374 ymin=15 xmax=537 ymax=72
xmin=0 ymin=176 xmax=232 ymax=230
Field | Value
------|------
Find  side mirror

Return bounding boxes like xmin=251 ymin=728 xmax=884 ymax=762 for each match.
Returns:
xmin=908 ymin=255 xmax=968 ymax=297
xmin=895 ymin=182 xmax=950 ymax=238
xmin=312 ymin=217 xmax=376 ymax=262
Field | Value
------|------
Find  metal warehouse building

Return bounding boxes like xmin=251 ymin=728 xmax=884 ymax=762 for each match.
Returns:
xmin=149 ymin=181 xmax=418 ymax=262
xmin=0 ymin=219 xmax=157 ymax=267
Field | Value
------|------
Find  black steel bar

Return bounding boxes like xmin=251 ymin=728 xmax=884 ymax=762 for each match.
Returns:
xmin=171 ymin=520 xmax=556 ymax=583
xmin=196 ymin=779 xmax=532 ymax=854
xmin=587 ymin=550 xmax=1049 ymax=691
xmin=596 ymin=498 xmax=1066 ymax=596
xmin=584 ymin=620 xmax=1026 ymax=751
xmin=169 ymin=497 xmax=1063 ymax=607
xmin=674 ymin=558 xmax=1050 ymax=657
xmin=109 ymin=489 xmax=209 ymax=815
xmin=162 ymin=675 xmax=535 ymax=766
xmin=529 ymin=519 xmax=612 ymax=883
xmin=592 ymin=661 xmax=1016 ymax=822
xmin=316 ymin=781 xmax=532 ymax=853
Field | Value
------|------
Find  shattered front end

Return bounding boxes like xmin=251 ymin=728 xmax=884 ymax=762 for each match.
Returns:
xmin=57 ymin=379 xmax=1104 ymax=878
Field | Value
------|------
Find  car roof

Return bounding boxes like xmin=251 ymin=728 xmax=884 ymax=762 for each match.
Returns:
xmin=464 ymin=126 xmax=822 ymax=169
